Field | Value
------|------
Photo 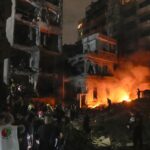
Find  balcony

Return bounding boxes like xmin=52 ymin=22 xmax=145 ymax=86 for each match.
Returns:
xmin=45 ymin=1 xmax=60 ymax=13
xmin=15 ymin=14 xmax=62 ymax=35
xmin=38 ymin=21 xmax=62 ymax=35
xmin=86 ymin=50 xmax=118 ymax=64
xmin=98 ymin=34 xmax=117 ymax=45
xmin=19 ymin=0 xmax=59 ymax=13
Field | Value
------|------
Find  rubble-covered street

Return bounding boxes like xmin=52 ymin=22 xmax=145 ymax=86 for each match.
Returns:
xmin=70 ymin=98 xmax=150 ymax=150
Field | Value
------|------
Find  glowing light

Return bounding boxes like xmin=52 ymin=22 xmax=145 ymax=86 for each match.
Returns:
xmin=88 ymin=103 xmax=101 ymax=109
xmin=84 ymin=77 xmax=137 ymax=108
xmin=79 ymin=43 xmax=150 ymax=109
xmin=77 ymin=23 xmax=83 ymax=29
xmin=120 ymin=94 xmax=131 ymax=102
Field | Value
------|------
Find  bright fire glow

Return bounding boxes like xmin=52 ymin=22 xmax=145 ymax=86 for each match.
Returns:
xmin=84 ymin=51 xmax=150 ymax=108
xmin=77 ymin=23 xmax=83 ymax=29
xmin=120 ymin=94 xmax=131 ymax=102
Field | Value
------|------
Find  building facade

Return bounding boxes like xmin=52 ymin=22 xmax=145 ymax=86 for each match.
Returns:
xmin=78 ymin=0 xmax=150 ymax=55
xmin=67 ymin=33 xmax=118 ymax=108
xmin=2 ymin=0 xmax=63 ymax=97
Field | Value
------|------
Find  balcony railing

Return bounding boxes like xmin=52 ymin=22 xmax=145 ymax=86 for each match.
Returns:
xmin=86 ymin=50 xmax=118 ymax=63
xmin=15 ymin=14 xmax=62 ymax=35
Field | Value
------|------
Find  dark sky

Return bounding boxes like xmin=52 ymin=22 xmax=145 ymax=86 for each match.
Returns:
xmin=63 ymin=0 xmax=91 ymax=44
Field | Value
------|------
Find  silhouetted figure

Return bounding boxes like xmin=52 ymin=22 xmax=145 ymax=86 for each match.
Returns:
xmin=55 ymin=104 xmax=65 ymax=124
xmin=54 ymin=132 xmax=65 ymax=150
xmin=133 ymin=112 xmax=143 ymax=150
xmin=137 ymin=89 xmax=141 ymax=99
xmin=83 ymin=113 xmax=91 ymax=134
xmin=0 ymin=79 xmax=8 ymax=110
xmin=38 ymin=116 xmax=57 ymax=150
xmin=107 ymin=98 xmax=112 ymax=110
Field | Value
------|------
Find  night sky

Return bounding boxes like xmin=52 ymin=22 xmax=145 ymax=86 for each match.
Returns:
xmin=63 ymin=0 xmax=91 ymax=44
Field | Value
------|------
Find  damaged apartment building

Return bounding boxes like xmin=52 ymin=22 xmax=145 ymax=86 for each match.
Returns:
xmin=66 ymin=0 xmax=150 ymax=108
xmin=78 ymin=0 xmax=150 ymax=55
xmin=67 ymin=33 xmax=118 ymax=108
xmin=65 ymin=0 xmax=119 ymax=108
xmin=1 ymin=0 xmax=63 ymax=96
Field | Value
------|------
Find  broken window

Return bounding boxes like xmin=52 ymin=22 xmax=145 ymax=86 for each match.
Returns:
xmin=101 ymin=42 xmax=109 ymax=51
xmin=95 ymin=64 xmax=102 ymax=75
xmin=88 ymin=63 xmax=95 ymax=75
xmin=93 ymin=87 xmax=97 ymax=99
xmin=14 ymin=21 xmax=36 ymax=46
xmin=102 ymin=65 xmax=108 ymax=75
xmin=44 ymin=11 xmax=60 ymax=26
xmin=45 ymin=34 xmax=59 ymax=51
xmin=16 ymin=0 xmax=35 ymax=22
xmin=70 ymin=61 xmax=84 ymax=76
xmin=10 ymin=51 xmax=30 ymax=72
xmin=109 ymin=44 xmax=116 ymax=53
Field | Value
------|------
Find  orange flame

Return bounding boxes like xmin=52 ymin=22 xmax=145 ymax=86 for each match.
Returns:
xmin=85 ymin=50 xmax=150 ymax=108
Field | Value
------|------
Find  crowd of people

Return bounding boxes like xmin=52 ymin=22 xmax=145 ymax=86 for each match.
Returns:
xmin=0 ymin=79 xmax=146 ymax=150
xmin=0 ymin=79 xmax=80 ymax=150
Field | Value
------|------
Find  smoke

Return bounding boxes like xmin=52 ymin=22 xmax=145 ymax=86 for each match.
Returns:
xmin=106 ymin=51 xmax=150 ymax=99
xmin=86 ymin=50 xmax=150 ymax=107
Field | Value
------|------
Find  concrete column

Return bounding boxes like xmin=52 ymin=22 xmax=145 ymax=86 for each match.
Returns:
xmin=36 ymin=27 xmax=41 ymax=46
xmin=33 ymin=73 xmax=39 ymax=91
xmin=6 ymin=0 xmax=16 ymax=46
xmin=3 ymin=58 xmax=9 ymax=84
xmin=58 ymin=35 xmax=62 ymax=52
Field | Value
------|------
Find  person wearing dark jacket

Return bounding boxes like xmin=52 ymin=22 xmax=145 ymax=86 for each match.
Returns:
xmin=37 ymin=115 xmax=58 ymax=150
xmin=133 ymin=112 xmax=143 ymax=150
xmin=83 ymin=113 xmax=91 ymax=134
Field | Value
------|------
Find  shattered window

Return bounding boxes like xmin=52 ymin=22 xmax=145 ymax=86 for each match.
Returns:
xmin=16 ymin=0 xmax=35 ymax=22
xmin=103 ymin=65 xmax=108 ymax=75
xmin=14 ymin=21 xmax=36 ymax=46
xmin=95 ymin=64 xmax=102 ymax=75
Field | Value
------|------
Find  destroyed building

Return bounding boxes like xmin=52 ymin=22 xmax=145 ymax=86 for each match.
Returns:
xmin=78 ymin=0 xmax=150 ymax=55
xmin=66 ymin=0 xmax=150 ymax=108
xmin=1 ymin=0 xmax=63 ymax=97
xmin=62 ymin=0 xmax=119 ymax=108
xmin=65 ymin=33 xmax=118 ymax=108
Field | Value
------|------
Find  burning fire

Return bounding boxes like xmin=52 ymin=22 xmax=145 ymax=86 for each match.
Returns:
xmin=119 ymin=92 xmax=131 ymax=102
xmin=85 ymin=50 xmax=150 ymax=108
